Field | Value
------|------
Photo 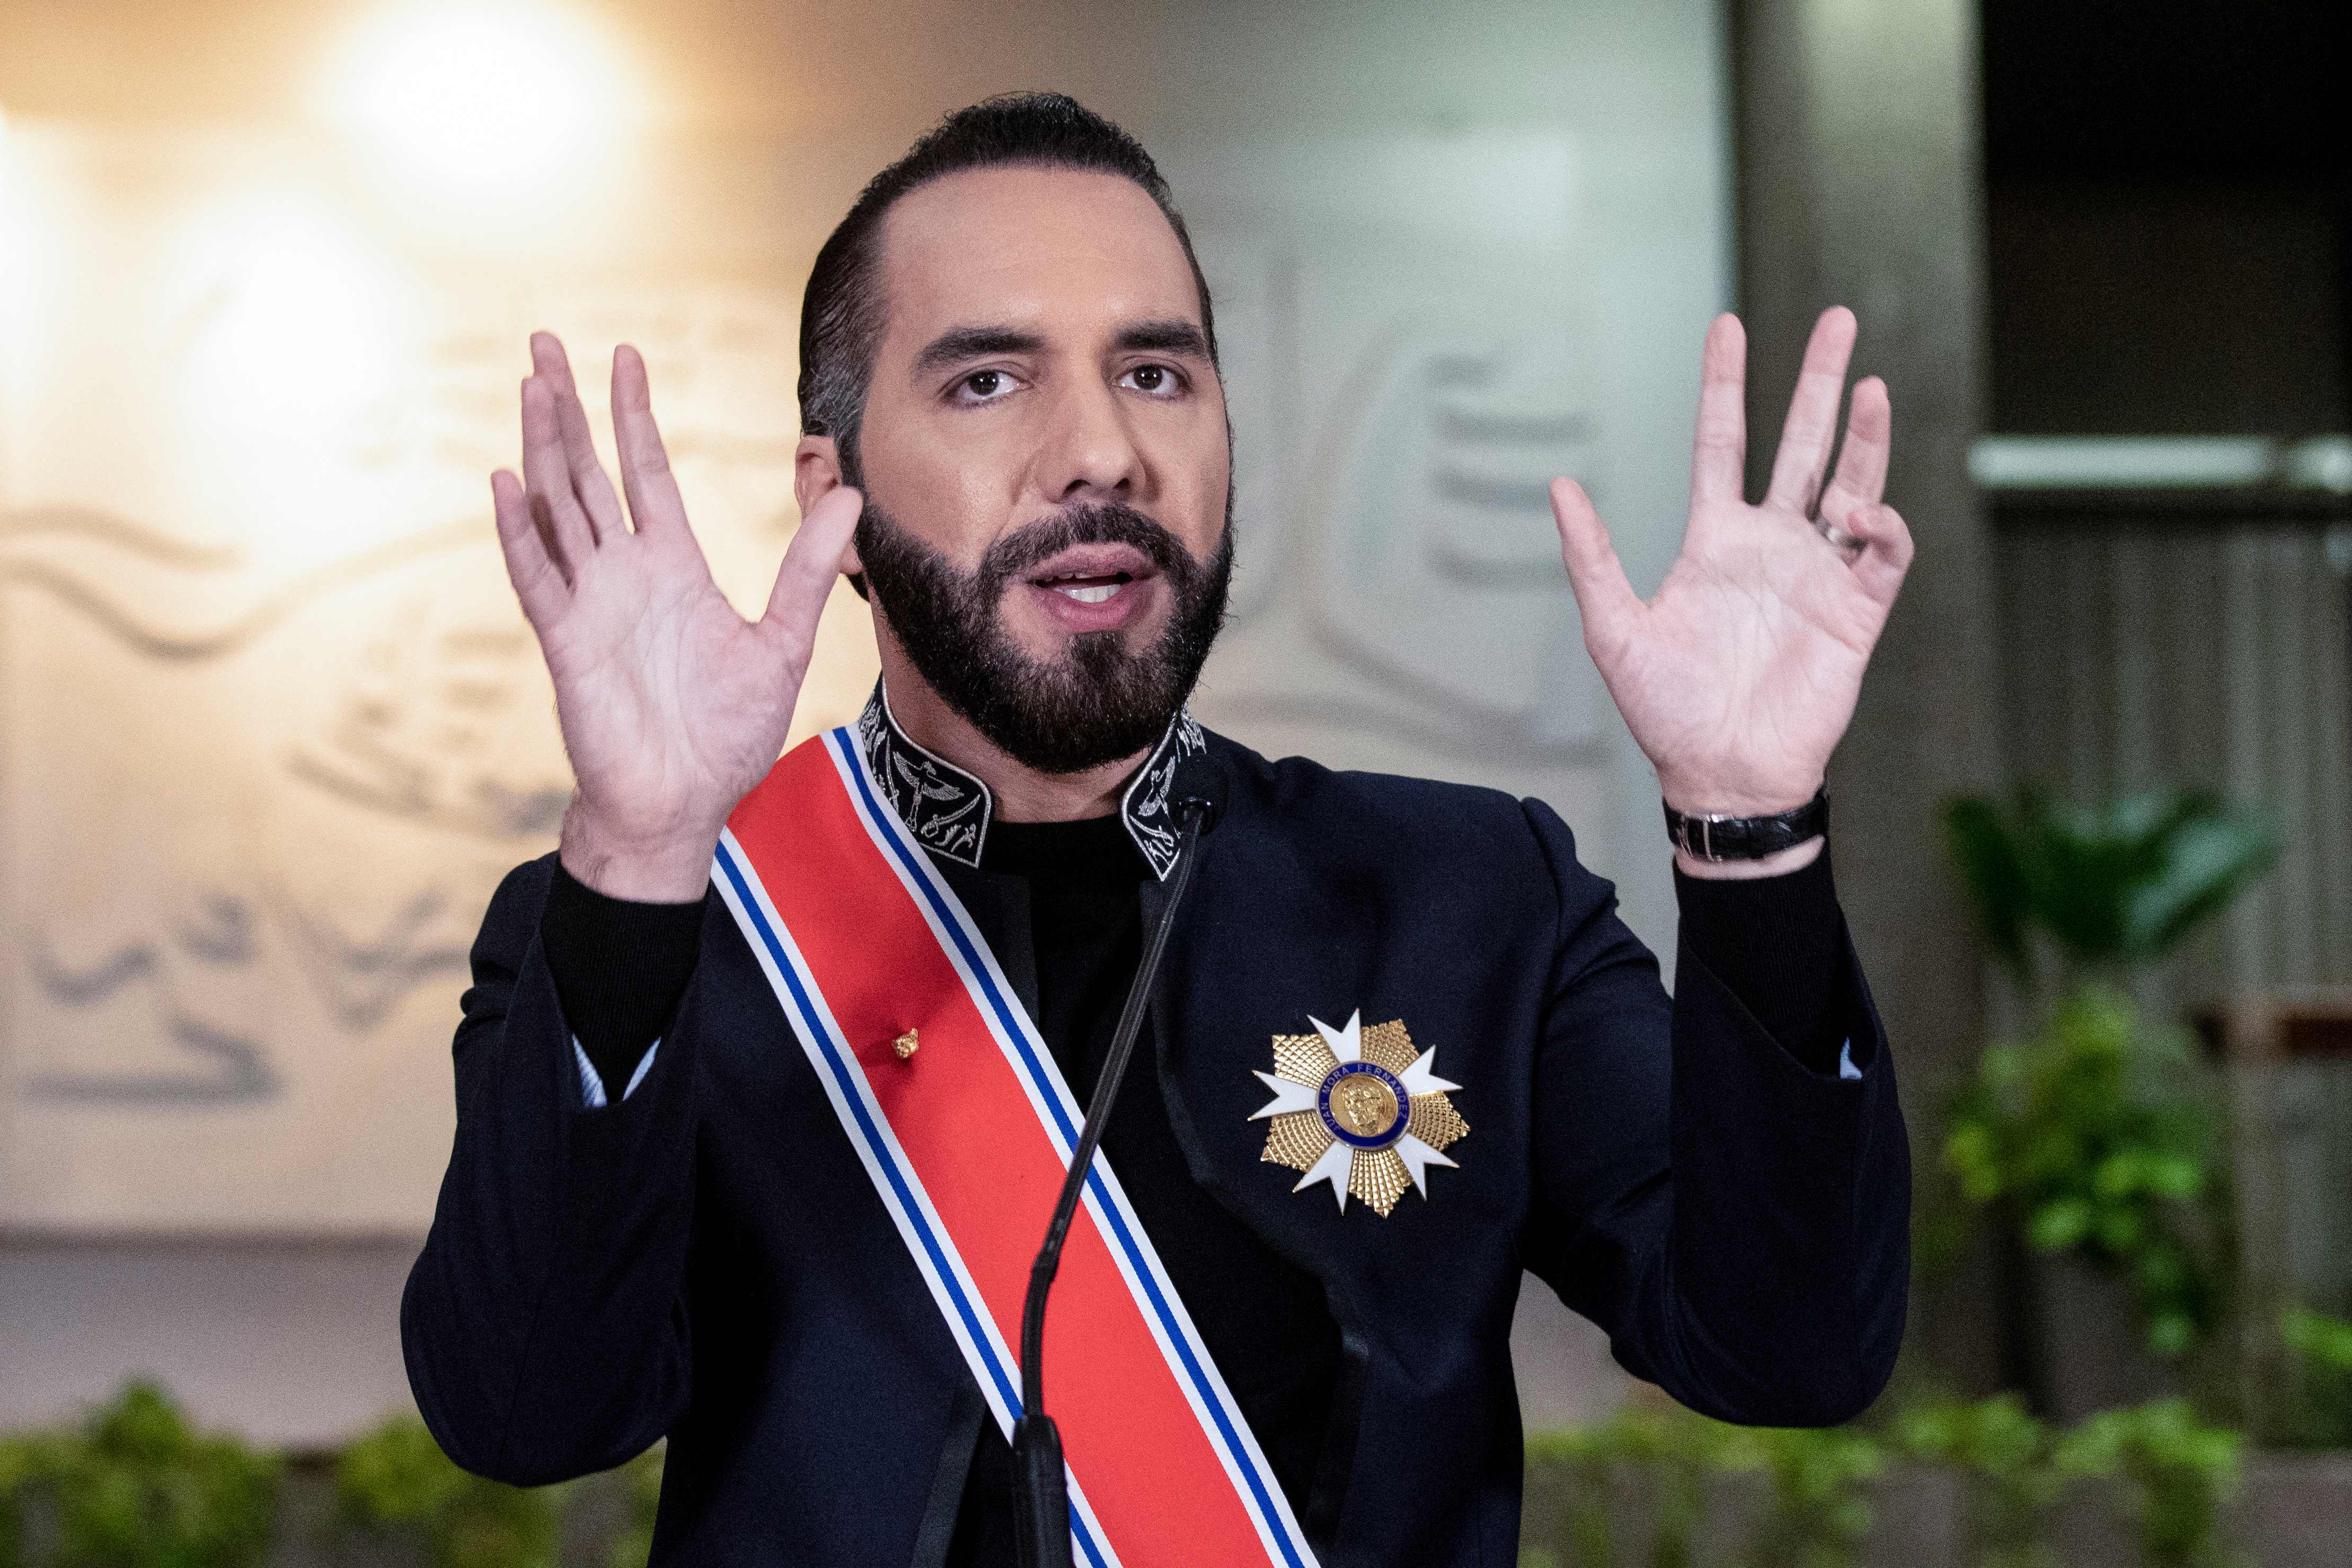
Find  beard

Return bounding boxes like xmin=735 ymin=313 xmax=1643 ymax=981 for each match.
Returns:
xmin=853 ymin=495 xmax=1233 ymax=776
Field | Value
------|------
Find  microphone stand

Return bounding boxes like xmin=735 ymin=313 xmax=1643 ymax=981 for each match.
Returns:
xmin=1011 ymin=795 xmax=1214 ymax=1568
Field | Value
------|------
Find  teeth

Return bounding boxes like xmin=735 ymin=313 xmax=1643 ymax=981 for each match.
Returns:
xmin=1055 ymin=583 xmax=1119 ymax=605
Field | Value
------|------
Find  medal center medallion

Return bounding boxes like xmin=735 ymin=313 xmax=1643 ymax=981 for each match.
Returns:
xmin=1318 ymin=1061 xmax=1407 ymax=1149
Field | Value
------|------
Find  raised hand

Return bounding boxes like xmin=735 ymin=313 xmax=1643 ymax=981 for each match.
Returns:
xmin=492 ymin=333 xmax=862 ymax=900
xmin=1549 ymin=307 xmax=1913 ymax=834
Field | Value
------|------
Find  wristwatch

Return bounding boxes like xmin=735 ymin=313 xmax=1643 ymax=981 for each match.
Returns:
xmin=1663 ymin=784 xmax=1829 ymax=861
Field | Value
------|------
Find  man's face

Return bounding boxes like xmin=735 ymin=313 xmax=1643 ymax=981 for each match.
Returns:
xmin=847 ymin=166 xmax=1233 ymax=774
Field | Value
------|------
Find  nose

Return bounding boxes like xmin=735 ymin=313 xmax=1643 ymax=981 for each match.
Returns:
xmin=1036 ymin=375 xmax=1144 ymax=504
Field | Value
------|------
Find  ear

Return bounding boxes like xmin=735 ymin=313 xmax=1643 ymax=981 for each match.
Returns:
xmin=795 ymin=435 xmax=862 ymax=575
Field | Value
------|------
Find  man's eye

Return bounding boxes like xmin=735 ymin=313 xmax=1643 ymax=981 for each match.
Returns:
xmin=1125 ymin=364 xmax=1180 ymax=394
xmin=961 ymin=370 xmax=1006 ymax=399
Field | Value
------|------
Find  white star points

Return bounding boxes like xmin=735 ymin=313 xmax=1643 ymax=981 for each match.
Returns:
xmin=1248 ymin=1070 xmax=1319 ymax=1120
xmin=1308 ymin=1009 xmax=1363 ymax=1064
xmin=1294 ymin=1140 xmax=1354 ymax=1211
xmin=1394 ymin=1132 xmax=1459 ymax=1194
xmin=1396 ymin=1046 xmax=1460 ymax=1098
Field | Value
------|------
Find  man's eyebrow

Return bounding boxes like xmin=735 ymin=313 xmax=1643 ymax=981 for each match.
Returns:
xmin=910 ymin=326 xmax=1045 ymax=378
xmin=1113 ymin=319 xmax=1212 ymax=358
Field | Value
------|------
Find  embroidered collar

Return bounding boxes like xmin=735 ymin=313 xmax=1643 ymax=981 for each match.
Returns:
xmin=854 ymin=681 xmax=1207 ymax=880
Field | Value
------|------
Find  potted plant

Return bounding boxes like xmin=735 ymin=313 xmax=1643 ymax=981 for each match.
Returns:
xmin=1940 ymin=787 xmax=2276 ymax=1416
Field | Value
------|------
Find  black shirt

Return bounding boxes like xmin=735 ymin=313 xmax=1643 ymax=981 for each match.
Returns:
xmin=540 ymin=816 xmax=1849 ymax=1558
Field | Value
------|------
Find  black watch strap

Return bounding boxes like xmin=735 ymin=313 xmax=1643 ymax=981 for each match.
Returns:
xmin=1663 ymin=784 xmax=1830 ymax=861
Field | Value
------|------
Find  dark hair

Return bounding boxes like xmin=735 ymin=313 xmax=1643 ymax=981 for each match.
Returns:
xmin=797 ymin=92 xmax=1220 ymax=486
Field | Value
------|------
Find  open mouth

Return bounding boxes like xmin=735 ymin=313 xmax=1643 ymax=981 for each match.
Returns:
xmin=1019 ymin=542 xmax=1160 ymax=618
xmin=1033 ymin=569 xmax=1135 ymax=605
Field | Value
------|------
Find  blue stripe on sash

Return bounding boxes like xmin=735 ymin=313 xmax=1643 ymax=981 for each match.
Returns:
xmin=825 ymin=729 xmax=1307 ymax=1568
xmin=714 ymin=839 xmax=1110 ymax=1567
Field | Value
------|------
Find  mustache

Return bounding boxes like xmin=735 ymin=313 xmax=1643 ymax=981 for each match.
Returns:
xmin=977 ymin=502 xmax=1199 ymax=594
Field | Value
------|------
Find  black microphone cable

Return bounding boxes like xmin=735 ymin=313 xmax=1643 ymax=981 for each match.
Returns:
xmin=1011 ymin=794 xmax=1215 ymax=1568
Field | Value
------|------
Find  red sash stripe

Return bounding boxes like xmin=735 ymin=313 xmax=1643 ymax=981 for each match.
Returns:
xmin=711 ymin=729 xmax=1316 ymax=1568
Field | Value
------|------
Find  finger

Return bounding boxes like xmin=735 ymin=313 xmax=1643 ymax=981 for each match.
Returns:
xmin=1764 ymin=305 xmax=1858 ymax=514
xmin=1840 ymin=501 xmax=1915 ymax=608
xmin=1689 ymin=313 xmax=1748 ymax=507
xmin=611 ymin=344 xmax=691 ymax=541
xmin=1549 ymin=477 xmax=1643 ymax=655
xmin=530 ymin=332 xmax=625 ymax=542
xmin=521 ymin=376 xmax=596 ymax=581
xmin=761 ymin=485 xmax=865 ymax=667
xmin=1818 ymin=375 xmax=1891 ymax=532
xmin=490 ymin=469 xmax=570 ymax=630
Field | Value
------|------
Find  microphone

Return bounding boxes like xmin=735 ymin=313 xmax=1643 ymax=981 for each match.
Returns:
xmin=1011 ymin=794 xmax=1216 ymax=1568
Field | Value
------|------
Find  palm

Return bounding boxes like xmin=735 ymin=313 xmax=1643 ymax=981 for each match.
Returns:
xmin=536 ymin=546 xmax=797 ymax=841
xmin=492 ymin=334 xmax=860 ymax=883
xmin=1551 ymin=309 xmax=1913 ymax=816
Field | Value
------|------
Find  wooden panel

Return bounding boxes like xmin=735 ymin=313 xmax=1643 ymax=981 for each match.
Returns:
xmin=1994 ymin=518 xmax=2352 ymax=1006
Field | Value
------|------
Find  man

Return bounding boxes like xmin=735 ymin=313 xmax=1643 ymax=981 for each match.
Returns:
xmin=403 ymin=94 xmax=1913 ymax=1567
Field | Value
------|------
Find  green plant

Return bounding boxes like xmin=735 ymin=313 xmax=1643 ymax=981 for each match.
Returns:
xmin=4 ymin=1382 xmax=279 ymax=1568
xmin=2280 ymin=1307 xmax=2352 ymax=1448
xmin=1943 ymin=986 xmax=2222 ymax=1355
xmin=1521 ymin=1425 xmax=1611 ymax=1568
xmin=1942 ymin=789 xmax=2276 ymax=989
xmin=1892 ymin=1394 xmax=2058 ymax=1568
xmin=1525 ymin=1405 xmax=1736 ymax=1568
xmin=1525 ymin=1406 xmax=1888 ymax=1568
xmin=1723 ymin=1424 xmax=1885 ymax=1568
xmin=2054 ymin=1399 xmax=2243 ymax=1568
xmin=334 ymin=1414 xmax=563 ymax=1568
xmin=1 ymin=1433 xmax=38 ymax=1568
xmin=1939 ymin=787 xmax=2271 ymax=1369
xmin=605 ymin=1442 xmax=665 ymax=1568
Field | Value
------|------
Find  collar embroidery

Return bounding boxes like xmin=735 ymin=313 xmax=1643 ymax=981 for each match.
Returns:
xmin=855 ymin=681 xmax=1205 ymax=880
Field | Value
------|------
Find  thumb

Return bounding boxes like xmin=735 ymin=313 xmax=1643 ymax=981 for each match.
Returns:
xmin=1548 ymin=477 xmax=1641 ymax=652
xmin=761 ymin=485 xmax=863 ymax=660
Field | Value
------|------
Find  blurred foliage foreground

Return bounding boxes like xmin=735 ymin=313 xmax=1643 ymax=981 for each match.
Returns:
xmin=6 ymin=1378 xmax=2351 ymax=1568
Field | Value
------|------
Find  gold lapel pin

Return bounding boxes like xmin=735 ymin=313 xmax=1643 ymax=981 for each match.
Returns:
xmin=891 ymin=1028 xmax=921 ymax=1061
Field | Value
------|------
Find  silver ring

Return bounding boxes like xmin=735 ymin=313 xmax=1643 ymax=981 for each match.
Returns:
xmin=1814 ymin=516 xmax=1865 ymax=559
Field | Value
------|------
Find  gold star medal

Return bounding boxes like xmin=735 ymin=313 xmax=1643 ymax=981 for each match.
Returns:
xmin=1250 ymin=1011 xmax=1468 ymax=1216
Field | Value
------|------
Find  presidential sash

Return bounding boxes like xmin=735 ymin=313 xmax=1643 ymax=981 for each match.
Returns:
xmin=711 ymin=727 xmax=1319 ymax=1568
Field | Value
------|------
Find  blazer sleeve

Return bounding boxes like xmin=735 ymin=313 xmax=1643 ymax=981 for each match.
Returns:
xmin=401 ymin=853 xmax=699 ymax=1483
xmin=1516 ymin=799 xmax=1911 ymax=1427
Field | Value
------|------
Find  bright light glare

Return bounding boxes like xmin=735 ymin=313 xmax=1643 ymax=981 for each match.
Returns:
xmin=320 ymin=4 xmax=630 ymax=203
xmin=168 ymin=194 xmax=408 ymax=556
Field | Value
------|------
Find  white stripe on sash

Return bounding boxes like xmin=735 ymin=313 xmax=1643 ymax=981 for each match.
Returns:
xmin=711 ymin=828 xmax=1127 ymax=1568
xmin=816 ymin=729 xmax=1315 ymax=1568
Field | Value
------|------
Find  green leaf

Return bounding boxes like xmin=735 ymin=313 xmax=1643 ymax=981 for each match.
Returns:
xmin=2284 ymin=1308 xmax=2352 ymax=1371
xmin=2120 ymin=807 xmax=2279 ymax=961
xmin=1944 ymin=796 xmax=2035 ymax=980
xmin=335 ymin=1415 xmax=562 ymax=1568
xmin=2028 ymin=1198 xmax=2092 ymax=1252
xmin=2092 ymin=1151 xmax=2143 ymax=1198
xmin=32 ymin=1381 xmax=279 ymax=1568
xmin=2143 ymin=1155 xmax=2206 ymax=1200
xmin=2094 ymin=1204 xmax=2145 ymax=1253
xmin=1947 ymin=787 xmax=2277 ymax=972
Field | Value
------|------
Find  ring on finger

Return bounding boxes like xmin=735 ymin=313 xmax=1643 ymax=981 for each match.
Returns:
xmin=1814 ymin=514 xmax=1866 ymax=559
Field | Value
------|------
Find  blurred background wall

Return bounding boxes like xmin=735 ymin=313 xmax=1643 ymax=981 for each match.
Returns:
xmin=0 ymin=0 xmax=1738 ymax=1444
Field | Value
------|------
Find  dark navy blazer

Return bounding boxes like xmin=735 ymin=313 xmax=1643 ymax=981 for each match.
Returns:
xmin=401 ymin=728 xmax=1910 ymax=1566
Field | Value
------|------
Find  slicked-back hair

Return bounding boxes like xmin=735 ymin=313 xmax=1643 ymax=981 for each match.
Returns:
xmin=797 ymin=92 xmax=1221 ymax=487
